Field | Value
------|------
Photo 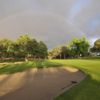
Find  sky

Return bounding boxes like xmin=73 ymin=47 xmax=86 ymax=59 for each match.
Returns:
xmin=0 ymin=0 xmax=100 ymax=48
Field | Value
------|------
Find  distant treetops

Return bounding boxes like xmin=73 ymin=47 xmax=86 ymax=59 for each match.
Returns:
xmin=48 ymin=38 xmax=100 ymax=59
xmin=0 ymin=34 xmax=48 ymax=60
xmin=90 ymin=39 xmax=100 ymax=53
xmin=48 ymin=37 xmax=90 ymax=59
xmin=0 ymin=34 xmax=99 ymax=60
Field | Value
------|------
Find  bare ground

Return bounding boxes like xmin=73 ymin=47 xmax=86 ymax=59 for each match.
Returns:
xmin=0 ymin=67 xmax=86 ymax=100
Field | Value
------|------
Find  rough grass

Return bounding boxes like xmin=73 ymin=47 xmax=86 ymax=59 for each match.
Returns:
xmin=0 ymin=60 xmax=62 ymax=74
xmin=53 ymin=59 xmax=100 ymax=100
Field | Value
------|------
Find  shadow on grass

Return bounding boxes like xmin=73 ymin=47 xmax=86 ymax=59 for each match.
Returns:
xmin=0 ymin=60 xmax=63 ymax=74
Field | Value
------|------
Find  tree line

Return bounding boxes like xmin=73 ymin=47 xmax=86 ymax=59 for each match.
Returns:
xmin=0 ymin=34 xmax=100 ymax=61
xmin=48 ymin=38 xmax=100 ymax=59
xmin=0 ymin=34 xmax=48 ymax=61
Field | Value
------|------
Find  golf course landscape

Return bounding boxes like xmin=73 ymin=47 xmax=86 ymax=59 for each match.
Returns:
xmin=0 ymin=0 xmax=100 ymax=100
xmin=0 ymin=35 xmax=100 ymax=100
xmin=0 ymin=58 xmax=100 ymax=100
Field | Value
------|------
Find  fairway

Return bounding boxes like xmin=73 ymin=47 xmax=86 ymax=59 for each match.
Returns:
xmin=53 ymin=59 xmax=100 ymax=100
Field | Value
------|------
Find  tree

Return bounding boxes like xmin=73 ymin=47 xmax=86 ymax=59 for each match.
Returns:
xmin=48 ymin=46 xmax=62 ymax=59
xmin=16 ymin=35 xmax=39 ymax=60
xmin=61 ymin=46 xmax=70 ymax=59
xmin=38 ymin=41 xmax=48 ymax=59
xmin=26 ymin=38 xmax=39 ymax=58
xmin=9 ymin=42 xmax=25 ymax=58
xmin=0 ymin=39 xmax=13 ymax=58
xmin=48 ymin=46 xmax=70 ymax=59
xmin=91 ymin=39 xmax=100 ymax=52
xmin=0 ymin=34 xmax=48 ymax=61
xmin=16 ymin=34 xmax=48 ymax=60
xmin=70 ymin=37 xmax=90 ymax=57
xmin=16 ymin=34 xmax=32 ymax=56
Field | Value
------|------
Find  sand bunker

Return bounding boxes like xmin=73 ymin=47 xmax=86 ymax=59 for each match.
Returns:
xmin=0 ymin=67 xmax=85 ymax=100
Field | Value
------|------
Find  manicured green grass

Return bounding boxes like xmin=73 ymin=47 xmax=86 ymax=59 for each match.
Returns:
xmin=0 ymin=60 xmax=62 ymax=74
xmin=52 ymin=59 xmax=100 ymax=100
xmin=0 ymin=59 xmax=100 ymax=100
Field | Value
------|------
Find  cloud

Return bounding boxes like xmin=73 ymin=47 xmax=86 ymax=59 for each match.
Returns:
xmin=68 ymin=0 xmax=91 ymax=21
xmin=0 ymin=11 xmax=84 ymax=48
xmin=0 ymin=0 xmax=99 ymax=48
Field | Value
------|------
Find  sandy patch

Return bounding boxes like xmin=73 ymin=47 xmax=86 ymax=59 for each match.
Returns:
xmin=0 ymin=67 xmax=86 ymax=100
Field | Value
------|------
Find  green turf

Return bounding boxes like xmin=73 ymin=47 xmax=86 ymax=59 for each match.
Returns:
xmin=0 ymin=59 xmax=100 ymax=100
xmin=0 ymin=60 xmax=62 ymax=74
xmin=53 ymin=59 xmax=100 ymax=100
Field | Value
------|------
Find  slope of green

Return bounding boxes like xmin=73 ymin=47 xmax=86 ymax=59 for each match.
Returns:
xmin=53 ymin=59 xmax=100 ymax=100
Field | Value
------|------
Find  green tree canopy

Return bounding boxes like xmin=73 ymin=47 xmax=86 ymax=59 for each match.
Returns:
xmin=91 ymin=39 xmax=100 ymax=52
xmin=38 ymin=41 xmax=48 ymax=59
xmin=0 ymin=34 xmax=48 ymax=60
xmin=48 ymin=46 xmax=70 ymax=59
xmin=69 ymin=37 xmax=90 ymax=57
xmin=0 ymin=39 xmax=13 ymax=58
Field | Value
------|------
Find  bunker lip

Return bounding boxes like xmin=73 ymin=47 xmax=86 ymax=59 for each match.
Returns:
xmin=53 ymin=67 xmax=87 ymax=99
xmin=0 ymin=67 xmax=86 ymax=100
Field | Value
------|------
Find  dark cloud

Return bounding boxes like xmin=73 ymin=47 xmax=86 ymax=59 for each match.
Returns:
xmin=0 ymin=0 xmax=99 ymax=48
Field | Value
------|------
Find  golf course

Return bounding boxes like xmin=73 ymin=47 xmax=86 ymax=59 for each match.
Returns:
xmin=0 ymin=0 xmax=100 ymax=99
xmin=0 ymin=59 xmax=100 ymax=100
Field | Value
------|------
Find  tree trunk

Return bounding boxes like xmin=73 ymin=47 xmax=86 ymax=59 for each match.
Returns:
xmin=25 ymin=57 xmax=28 ymax=62
xmin=60 ymin=54 xmax=61 ymax=59
xmin=64 ymin=54 xmax=66 ymax=59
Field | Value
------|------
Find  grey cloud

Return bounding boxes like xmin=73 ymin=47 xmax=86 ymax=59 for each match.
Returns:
xmin=0 ymin=0 xmax=100 ymax=48
xmin=0 ymin=11 xmax=84 ymax=48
